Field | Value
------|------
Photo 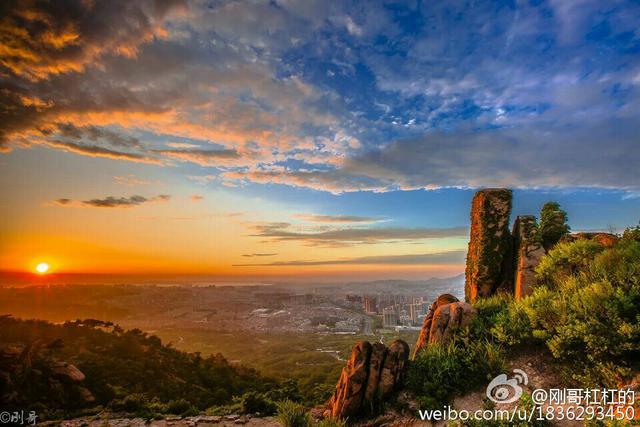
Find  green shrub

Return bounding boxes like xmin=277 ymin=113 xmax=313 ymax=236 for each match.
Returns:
xmin=166 ymin=398 xmax=196 ymax=416
xmin=490 ymin=301 xmax=531 ymax=346
xmin=518 ymin=239 xmax=640 ymax=386
xmin=315 ymin=417 xmax=347 ymax=427
xmin=588 ymin=238 xmax=640 ymax=287
xmin=109 ymin=393 xmax=148 ymax=414
xmin=621 ymin=223 xmax=640 ymax=242
xmin=407 ymin=340 xmax=505 ymax=409
xmin=535 ymin=239 xmax=603 ymax=286
xmin=539 ymin=201 xmax=570 ymax=250
xmin=239 ymin=391 xmax=277 ymax=415
xmin=276 ymin=400 xmax=310 ymax=427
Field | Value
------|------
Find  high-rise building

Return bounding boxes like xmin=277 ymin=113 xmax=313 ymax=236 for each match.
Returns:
xmin=408 ymin=303 xmax=421 ymax=325
xmin=363 ymin=296 xmax=378 ymax=314
xmin=382 ymin=306 xmax=399 ymax=328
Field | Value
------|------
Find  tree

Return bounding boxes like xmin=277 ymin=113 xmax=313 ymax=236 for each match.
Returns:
xmin=539 ymin=202 xmax=570 ymax=250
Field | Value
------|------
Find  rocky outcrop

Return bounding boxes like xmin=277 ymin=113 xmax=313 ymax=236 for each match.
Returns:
xmin=0 ymin=343 xmax=93 ymax=406
xmin=378 ymin=340 xmax=409 ymax=399
xmin=513 ymin=216 xmax=546 ymax=300
xmin=413 ymin=294 xmax=476 ymax=359
xmin=561 ymin=232 xmax=618 ymax=248
xmin=429 ymin=301 xmax=476 ymax=343
xmin=413 ymin=294 xmax=458 ymax=358
xmin=51 ymin=361 xmax=86 ymax=382
xmin=326 ymin=339 xmax=409 ymax=419
xmin=465 ymin=189 xmax=514 ymax=301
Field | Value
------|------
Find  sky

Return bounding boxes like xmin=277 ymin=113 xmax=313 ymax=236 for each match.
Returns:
xmin=1 ymin=0 xmax=639 ymax=282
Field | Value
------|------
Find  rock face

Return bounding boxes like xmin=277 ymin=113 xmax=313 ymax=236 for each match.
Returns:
xmin=429 ymin=301 xmax=476 ymax=344
xmin=465 ymin=189 xmax=514 ymax=301
xmin=0 ymin=343 xmax=92 ymax=406
xmin=51 ymin=361 xmax=86 ymax=382
xmin=413 ymin=294 xmax=476 ymax=359
xmin=513 ymin=216 xmax=546 ymax=300
xmin=412 ymin=294 xmax=458 ymax=359
xmin=561 ymin=232 xmax=619 ymax=248
xmin=326 ymin=339 xmax=409 ymax=419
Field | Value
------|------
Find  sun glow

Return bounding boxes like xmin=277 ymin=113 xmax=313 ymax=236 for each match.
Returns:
xmin=35 ymin=262 xmax=50 ymax=274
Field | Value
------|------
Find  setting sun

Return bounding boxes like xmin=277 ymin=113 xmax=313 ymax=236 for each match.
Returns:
xmin=35 ymin=263 xmax=50 ymax=274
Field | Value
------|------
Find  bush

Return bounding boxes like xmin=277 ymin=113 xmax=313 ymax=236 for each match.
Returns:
xmin=407 ymin=340 xmax=505 ymax=409
xmin=315 ymin=418 xmax=347 ymax=427
xmin=276 ymin=400 xmax=310 ymax=427
xmin=535 ymin=240 xmax=603 ymax=286
xmin=239 ymin=391 xmax=277 ymax=415
xmin=539 ymin=202 xmax=570 ymax=250
xmin=109 ymin=393 xmax=148 ymax=414
xmin=166 ymin=398 xmax=196 ymax=416
xmin=514 ymin=239 xmax=640 ymax=386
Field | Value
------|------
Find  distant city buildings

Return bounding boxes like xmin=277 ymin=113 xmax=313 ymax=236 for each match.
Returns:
xmin=360 ymin=293 xmax=430 ymax=329
xmin=382 ymin=306 xmax=399 ymax=328
xmin=363 ymin=296 xmax=378 ymax=314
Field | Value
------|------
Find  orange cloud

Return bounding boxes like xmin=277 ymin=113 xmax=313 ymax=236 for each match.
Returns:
xmin=0 ymin=0 xmax=185 ymax=81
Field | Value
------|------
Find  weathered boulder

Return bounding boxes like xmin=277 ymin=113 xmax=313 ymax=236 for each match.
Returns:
xmin=326 ymin=339 xmax=409 ymax=419
xmin=76 ymin=386 xmax=95 ymax=403
xmin=513 ymin=215 xmax=546 ymax=300
xmin=363 ymin=343 xmax=386 ymax=403
xmin=465 ymin=189 xmax=514 ymax=301
xmin=378 ymin=340 xmax=409 ymax=399
xmin=51 ymin=361 xmax=86 ymax=382
xmin=428 ymin=301 xmax=476 ymax=344
xmin=412 ymin=294 xmax=458 ymax=359
xmin=413 ymin=294 xmax=476 ymax=359
xmin=561 ymin=232 xmax=618 ymax=248
xmin=327 ymin=341 xmax=371 ymax=419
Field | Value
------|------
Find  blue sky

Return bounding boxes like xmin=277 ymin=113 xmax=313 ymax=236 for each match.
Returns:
xmin=1 ymin=0 xmax=639 ymax=277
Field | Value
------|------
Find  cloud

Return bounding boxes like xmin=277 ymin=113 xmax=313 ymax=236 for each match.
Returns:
xmin=44 ymin=139 xmax=161 ymax=164
xmin=222 ymin=169 xmax=390 ymax=194
xmin=190 ymin=194 xmax=203 ymax=202
xmin=0 ymin=0 xmax=358 ymax=170
xmin=114 ymin=174 xmax=152 ymax=186
xmin=53 ymin=198 xmax=72 ymax=206
xmin=241 ymin=253 xmax=278 ymax=258
xmin=247 ymin=222 xmax=468 ymax=246
xmin=293 ymin=213 xmax=385 ymax=223
xmin=234 ymin=250 xmax=466 ymax=266
xmin=53 ymin=194 xmax=171 ymax=208
xmin=156 ymin=148 xmax=242 ymax=166
xmin=0 ymin=0 xmax=186 ymax=80
xmin=2 ymin=0 xmax=640 ymax=194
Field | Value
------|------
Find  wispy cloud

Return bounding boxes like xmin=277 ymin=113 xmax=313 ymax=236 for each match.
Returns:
xmin=44 ymin=140 xmax=162 ymax=165
xmin=155 ymin=149 xmax=241 ymax=166
xmin=53 ymin=195 xmax=171 ymax=208
xmin=114 ymin=174 xmax=152 ymax=186
xmin=234 ymin=250 xmax=466 ymax=266
xmin=241 ymin=253 xmax=278 ymax=258
xmin=247 ymin=222 xmax=467 ymax=246
xmin=293 ymin=213 xmax=385 ymax=223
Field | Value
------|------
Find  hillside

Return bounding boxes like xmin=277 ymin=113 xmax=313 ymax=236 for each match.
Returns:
xmin=0 ymin=317 xmax=284 ymax=420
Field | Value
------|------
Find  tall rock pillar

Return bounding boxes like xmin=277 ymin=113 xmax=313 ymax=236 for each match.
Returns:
xmin=465 ymin=189 xmax=513 ymax=301
xmin=513 ymin=215 xmax=545 ymax=300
